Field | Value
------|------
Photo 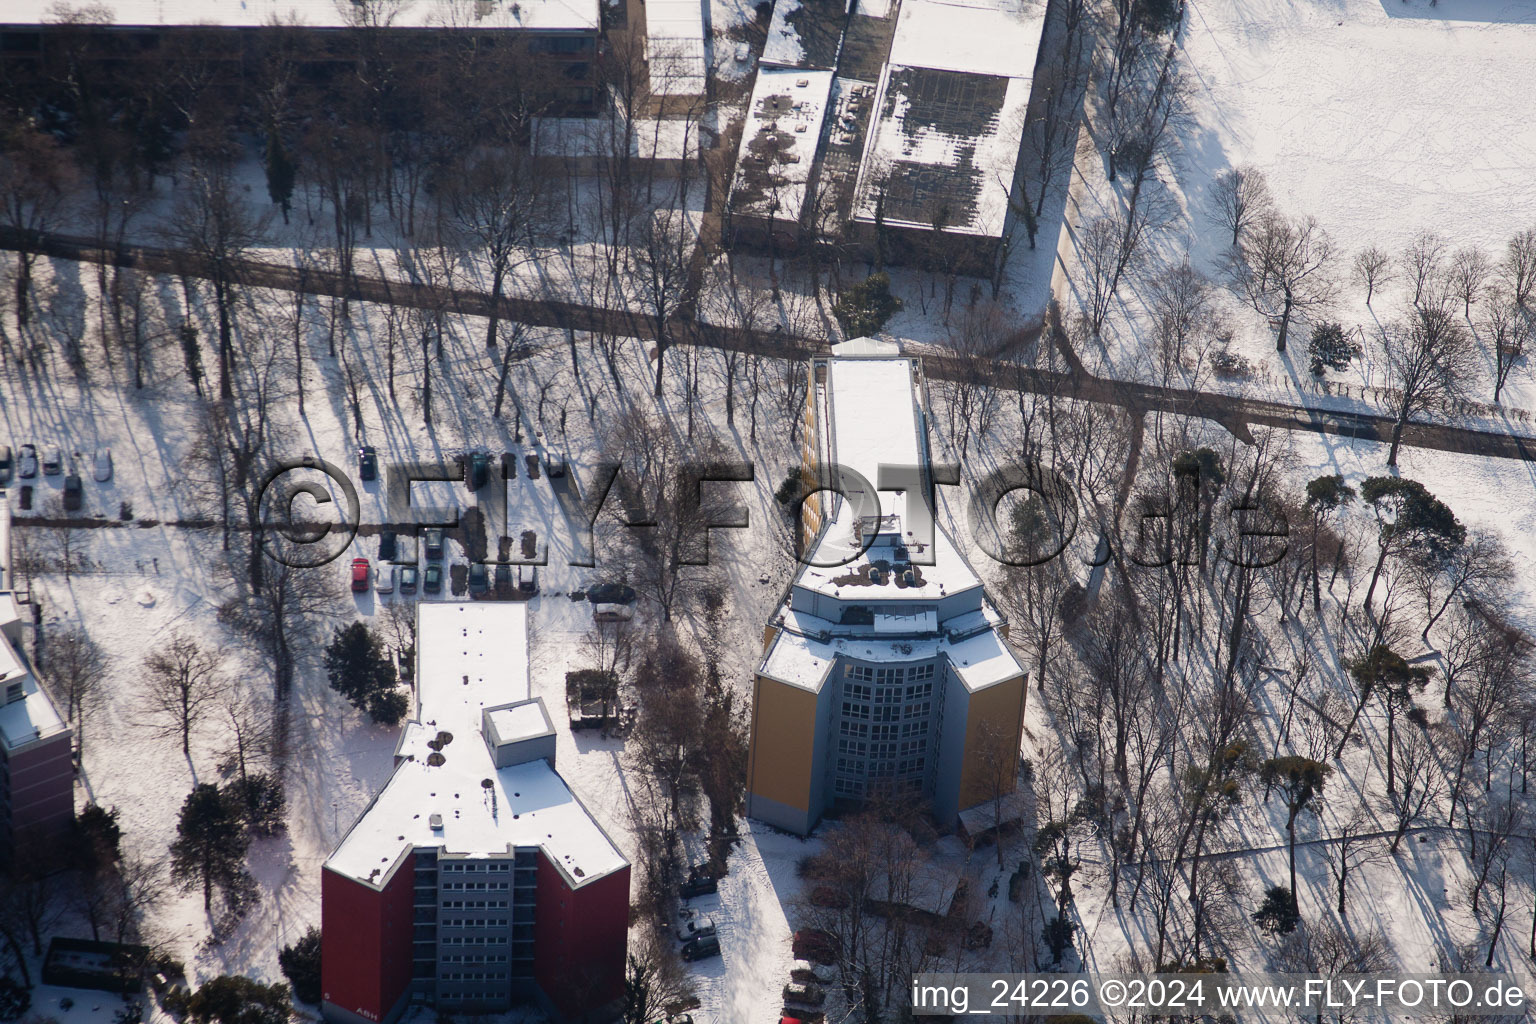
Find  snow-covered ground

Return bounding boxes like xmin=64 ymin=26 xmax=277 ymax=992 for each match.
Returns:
xmin=0 ymin=248 xmax=822 ymax=1022
xmin=1059 ymin=0 xmax=1536 ymax=415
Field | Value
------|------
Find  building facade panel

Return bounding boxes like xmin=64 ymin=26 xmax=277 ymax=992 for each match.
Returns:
xmin=532 ymin=857 xmax=630 ymax=1019
xmin=4 ymin=733 xmax=74 ymax=843
xmin=321 ymin=862 xmax=414 ymax=1024
xmin=746 ymin=675 xmax=820 ymax=822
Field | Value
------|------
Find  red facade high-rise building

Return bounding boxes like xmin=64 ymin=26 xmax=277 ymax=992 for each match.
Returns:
xmin=321 ymin=604 xmax=628 ymax=1024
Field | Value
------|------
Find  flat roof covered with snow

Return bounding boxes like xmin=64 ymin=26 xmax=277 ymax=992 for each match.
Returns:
xmin=0 ymin=0 xmax=599 ymax=31
xmin=762 ymin=0 xmax=850 ymax=69
xmin=796 ymin=354 xmax=982 ymax=599
xmin=759 ymin=606 xmax=1023 ymax=693
xmin=850 ymin=0 xmax=1045 ymax=237
xmin=853 ymin=66 xmax=1031 ymax=237
xmin=325 ymin=603 xmax=626 ymax=890
xmin=0 ymin=636 xmax=68 ymax=755
xmin=487 ymin=700 xmax=553 ymax=743
xmin=645 ymin=0 xmax=708 ymax=96
xmin=729 ymin=69 xmax=836 ymax=224
xmin=886 ymin=0 xmax=1045 ymax=77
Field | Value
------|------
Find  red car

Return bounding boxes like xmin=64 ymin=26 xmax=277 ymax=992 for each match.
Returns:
xmin=350 ymin=557 xmax=370 ymax=592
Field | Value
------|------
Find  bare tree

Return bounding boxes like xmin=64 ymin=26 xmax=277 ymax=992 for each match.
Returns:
xmin=1228 ymin=212 xmax=1335 ymax=353
xmin=143 ymin=633 xmax=226 ymax=758
xmin=1405 ymin=529 xmax=1513 ymax=642
xmin=1079 ymin=212 xmax=1143 ymax=336
xmin=631 ymin=209 xmax=693 ymax=400
xmin=1326 ymin=809 xmax=1386 ymax=917
xmin=1486 ymin=297 xmax=1531 ymax=404
xmin=1389 ymin=725 xmax=1441 ymax=853
xmin=1209 ymin=165 xmax=1270 ymax=249
xmin=448 ymin=145 xmax=546 ymax=351
xmin=45 ymin=626 xmax=107 ymax=758
xmin=1500 ymin=226 xmax=1536 ymax=308
xmin=1352 ymin=245 xmax=1393 ymax=307
xmin=1146 ymin=261 xmax=1216 ymax=385
xmin=164 ymin=162 xmax=266 ymax=401
xmin=0 ymin=126 xmax=77 ymax=327
xmin=1401 ymin=230 xmax=1447 ymax=309
xmin=1448 ymin=246 xmax=1494 ymax=318
xmin=1377 ymin=305 xmax=1476 ymax=466
xmin=218 ymin=687 xmax=274 ymax=791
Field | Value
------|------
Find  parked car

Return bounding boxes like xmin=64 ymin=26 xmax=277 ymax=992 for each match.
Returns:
xmin=16 ymin=444 xmax=37 ymax=479
xmin=62 ymin=474 xmax=83 ymax=512
xmin=466 ymin=452 xmax=491 ymax=491
xmin=93 ymin=448 xmax=112 ymax=482
xmin=495 ymin=563 xmax=513 ymax=592
xmin=378 ymin=530 xmax=398 ymax=562
xmin=676 ymin=914 xmax=716 ymax=943
xmin=680 ymin=934 xmax=720 ymax=962
xmin=468 ymin=562 xmax=489 ymax=594
xmin=424 ymin=563 xmax=443 ymax=593
xmin=359 ymin=445 xmax=378 ymax=482
xmin=351 ymin=558 xmax=370 ymax=593
xmin=400 ymin=566 xmax=420 ymax=594
xmin=518 ymin=565 xmax=538 ymax=594
xmin=0 ymin=445 xmax=11 ymax=484
xmin=375 ymin=565 xmax=397 ymax=594
xmin=587 ymin=582 xmax=636 ymax=605
xmin=782 ymin=982 xmax=825 ymax=1008
xmin=792 ymin=929 xmax=839 ymax=966
xmin=42 ymin=447 xmax=63 ymax=475
xmin=679 ymin=874 xmax=718 ymax=899
xmin=790 ymin=960 xmax=833 ymax=985
xmin=424 ymin=527 xmax=445 ymax=561
xmin=543 ymin=450 xmax=567 ymax=477
xmin=593 ymin=603 xmax=634 ymax=623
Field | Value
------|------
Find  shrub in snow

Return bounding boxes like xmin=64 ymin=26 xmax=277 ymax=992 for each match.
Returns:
xmin=185 ymin=976 xmax=291 ymax=1024
xmin=324 ymin=623 xmax=406 ymax=725
xmin=224 ymin=773 xmax=287 ymax=838
xmin=1253 ymin=885 xmax=1300 ymax=935
xmin=279 ymin=927 xmax=322 ymax=1005
xmin=1308 ymin=321 xmax=1359 ymax=376
xmin=832 ymin=273 xmax=903 ymax=338
xmin=0 ymin=979 xmax=29 ymax=1021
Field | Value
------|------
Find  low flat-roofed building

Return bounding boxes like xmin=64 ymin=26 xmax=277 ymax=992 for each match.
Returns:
xmin=321 ymin=602 xmax=628 ymax=1024
xmin=848 ymin=0 xmax=1047 ymax=275
xmin=0 ymin=0 xmax=602 ymax=114
xmin=642 ymin=0 xmax=707 ymax=106
xmin=727 ymin=68 xmax=836 ymax=246
xmin=745 ymin=340 xmax=1027 ymax=836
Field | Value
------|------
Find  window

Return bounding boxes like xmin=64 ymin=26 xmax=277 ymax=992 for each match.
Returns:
xmin=841 ymin=701 xmax=869 ymax=720
xmin=839 ymin=720 xmax=868 ymax=737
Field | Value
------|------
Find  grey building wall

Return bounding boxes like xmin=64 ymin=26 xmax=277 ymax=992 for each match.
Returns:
xmin=930 ymin=666 xmax=971 ymax=825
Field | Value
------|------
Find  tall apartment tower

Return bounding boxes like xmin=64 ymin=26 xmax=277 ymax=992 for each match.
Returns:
xmin=0 ymin=497 xmax=75 ymax=862
xmin=746 ymin=339 xmax=1028 ymax=835
xmin=321 ymin=603 xmax=628 ymax=1024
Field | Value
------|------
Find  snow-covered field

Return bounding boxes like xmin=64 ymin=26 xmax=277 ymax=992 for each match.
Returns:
xmin=1060 ymin=0 xmax=1536 ymax=413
